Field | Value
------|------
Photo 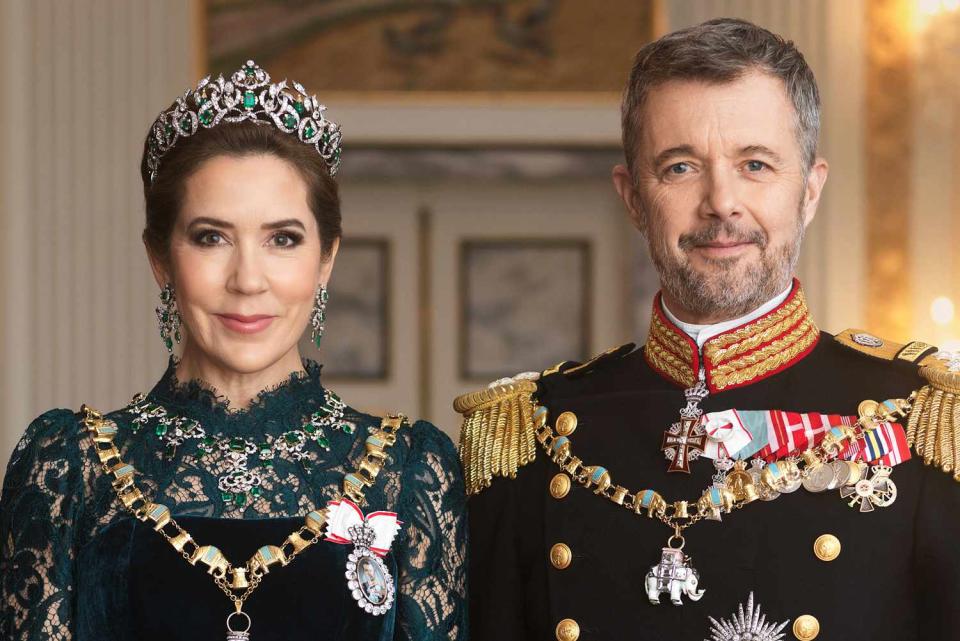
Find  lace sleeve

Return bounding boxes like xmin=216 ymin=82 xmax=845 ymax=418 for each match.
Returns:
xmin=394 ymin=420 xmax=468 ymax=641
xmin=0 ymin=409 xmax=85 ymax=641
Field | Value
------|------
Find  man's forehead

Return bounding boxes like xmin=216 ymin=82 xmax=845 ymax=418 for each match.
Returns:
xmin=638 ymin=71 xmax=798 ymax=158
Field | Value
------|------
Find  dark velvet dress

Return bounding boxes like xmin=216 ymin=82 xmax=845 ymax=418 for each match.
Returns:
xmin=0 ymin=359 xmax=468 ymax=641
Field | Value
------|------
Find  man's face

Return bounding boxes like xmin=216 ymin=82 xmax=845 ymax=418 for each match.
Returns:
xmin=613 ymin=70 xmax=828 ymax=323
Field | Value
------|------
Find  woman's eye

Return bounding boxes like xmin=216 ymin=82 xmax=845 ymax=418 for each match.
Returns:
xmin=668 ymin=162 xmax=691 ymax=175
xmin=272 ymin=232 xmax=303 ymax=248
xmin=745 ymin=160 xmax=768 ymax=172
xmin=195 ymin=231 xmax=224 ymax=246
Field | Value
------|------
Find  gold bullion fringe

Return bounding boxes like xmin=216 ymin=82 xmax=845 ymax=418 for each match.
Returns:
xmin=455 ymin=380 xmax=538 ymax=495
xmin=907 ymin=364 xmax=960 ymax=481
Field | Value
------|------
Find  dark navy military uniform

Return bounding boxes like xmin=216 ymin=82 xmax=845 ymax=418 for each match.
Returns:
xmin=459 ymin=283 xmax=960 ymax=641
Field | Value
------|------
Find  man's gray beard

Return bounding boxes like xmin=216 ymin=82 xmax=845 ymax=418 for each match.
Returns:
xmin=647 ymin=214 xmax=805 ymax=321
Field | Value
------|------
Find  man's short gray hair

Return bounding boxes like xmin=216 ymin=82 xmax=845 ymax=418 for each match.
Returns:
xmin=622 ymin=18 xmax=821 ymax=174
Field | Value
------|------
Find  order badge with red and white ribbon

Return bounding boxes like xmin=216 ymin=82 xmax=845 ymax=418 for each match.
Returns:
xmin=699 ymin=409 xmax=756 ymax=460
xmin=325 ymin=499 xmax=402 ymax=615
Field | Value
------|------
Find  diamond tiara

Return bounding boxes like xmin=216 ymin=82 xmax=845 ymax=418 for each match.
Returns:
xmin=145 ymin=60 xmax=342 ymax=184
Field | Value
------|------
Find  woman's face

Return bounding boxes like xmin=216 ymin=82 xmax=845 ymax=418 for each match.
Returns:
xmin=149 ymin=153 xmax=337 ymax=375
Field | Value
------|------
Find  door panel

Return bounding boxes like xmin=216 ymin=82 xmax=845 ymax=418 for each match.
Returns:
xmin=324 ymin=179 xmax=636 ymax=440
xmin=427 ymin=181 xmax=634 ymax=436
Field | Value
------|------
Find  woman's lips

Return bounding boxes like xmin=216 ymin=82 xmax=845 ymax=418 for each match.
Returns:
xmin=215 ymin=314 xmax=275 ymax=334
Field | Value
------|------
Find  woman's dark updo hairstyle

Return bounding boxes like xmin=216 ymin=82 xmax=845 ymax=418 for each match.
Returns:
xmin=140 ymin=117 xmax=341 ymax=263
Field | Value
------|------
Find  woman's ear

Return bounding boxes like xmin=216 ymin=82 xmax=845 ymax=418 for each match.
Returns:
xmin=318 ymin=236 xmax=341 ymax=286
xmin=143 ymin=234 xmax=171 ymax=288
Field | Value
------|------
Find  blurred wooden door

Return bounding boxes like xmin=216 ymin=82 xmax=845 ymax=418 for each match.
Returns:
xmin=324 ymin=178 xmax=636 ymax=440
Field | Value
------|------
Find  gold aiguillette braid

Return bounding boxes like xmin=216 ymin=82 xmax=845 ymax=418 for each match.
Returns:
xmin=79 ymin=404 xmax=405 ymax=610
xmin=907 ymin=362 xmax=960 ymax=480
xmin=454 ymin=380 xmax=538 ymax=495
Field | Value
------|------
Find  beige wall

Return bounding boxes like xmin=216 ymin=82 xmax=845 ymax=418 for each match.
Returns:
xmin=0 ymin=0 xmax=199 ymax=466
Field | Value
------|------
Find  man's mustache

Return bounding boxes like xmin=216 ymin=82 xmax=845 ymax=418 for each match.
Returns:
xmin=677 ymin=222 xmax=768 ymax=251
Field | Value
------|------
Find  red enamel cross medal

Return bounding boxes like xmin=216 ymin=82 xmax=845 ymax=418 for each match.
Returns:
xmin=662 ymin=373 xmax=710 ymax=473
xmin=662 ymin=418 xmax=709 ymax=473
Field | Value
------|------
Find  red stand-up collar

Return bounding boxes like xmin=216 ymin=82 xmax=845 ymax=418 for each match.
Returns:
xmin=644 ymin=279 xmax=820 ymax=393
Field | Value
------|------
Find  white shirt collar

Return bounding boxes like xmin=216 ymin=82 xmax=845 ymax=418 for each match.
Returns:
xmin=661 ymin=284 xmax=794 ymax=350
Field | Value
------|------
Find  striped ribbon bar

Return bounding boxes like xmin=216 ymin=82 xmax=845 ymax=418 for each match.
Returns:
xmin=840 ymin=421 xmax=912 ymax=466
xmin=700 ymin=409 xmax=911 ymax=466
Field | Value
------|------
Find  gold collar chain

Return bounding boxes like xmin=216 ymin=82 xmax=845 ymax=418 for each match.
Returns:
xmin=532 ymin=395 xmax=913 ymax=538
xmin=80 ymin=405 xmax=404 ymax=629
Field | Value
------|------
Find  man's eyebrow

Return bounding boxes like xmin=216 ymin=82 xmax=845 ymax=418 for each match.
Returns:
xmin=741 ymin=145 xmax=784 ymax=164
xmin=653 ymin=145 xmax=697 ymax=167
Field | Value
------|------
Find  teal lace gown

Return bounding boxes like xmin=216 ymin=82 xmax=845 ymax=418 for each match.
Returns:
xmin=0 ymin=358 xmax=468 ymax=640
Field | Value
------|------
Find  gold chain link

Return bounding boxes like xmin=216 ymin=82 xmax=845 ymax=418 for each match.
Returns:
xmin=532 ymin=396 xmax=914 ymax=540
xmin=80 ymin=405 xmax=405 ymax=613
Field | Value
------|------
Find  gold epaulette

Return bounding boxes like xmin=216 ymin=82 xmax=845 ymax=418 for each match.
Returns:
xmin=454 ymin=379 xmax=539 ymax=495
xmin=835 ymin=329 xmax=960 ymax=480
xmin=908 ymin=355 xmax=960 ymax=480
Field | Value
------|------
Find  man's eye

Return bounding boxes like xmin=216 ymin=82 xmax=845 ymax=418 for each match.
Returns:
xmin=745 ymin=160 xmax=768 ymax=172
xmin=668 ymin=162 xmax=691 ymax=175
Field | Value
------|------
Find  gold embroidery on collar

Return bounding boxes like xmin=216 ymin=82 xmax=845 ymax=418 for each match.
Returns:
xmin=645 ymin=338 xmax=697 ymax=388
xmin=645 ymin=285 xmax=819 ymax=390
xmin=710 ymin=317 xmax=819 ymax=390
xmin=705 ymin=292 xmax=811 ymax=364
xmin=650 ymin=311 xmax=694 ymax=360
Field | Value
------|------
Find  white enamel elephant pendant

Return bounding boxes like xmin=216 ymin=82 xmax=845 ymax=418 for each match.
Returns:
xmin=644 ymin=547 xmax=706 ymax=605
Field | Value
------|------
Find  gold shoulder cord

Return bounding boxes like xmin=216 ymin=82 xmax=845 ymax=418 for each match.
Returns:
xmin=455 ymin=380 xmax=538 ymax=495
xmin=80 ymin=405 xmax=405 ymax=622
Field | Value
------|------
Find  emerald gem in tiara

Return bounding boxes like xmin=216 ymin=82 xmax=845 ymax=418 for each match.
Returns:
xmin=146 ymin=60 xmax=342 ymax=183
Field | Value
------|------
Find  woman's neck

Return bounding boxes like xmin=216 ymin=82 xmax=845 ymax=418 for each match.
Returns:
xmin=173 ymin=344 xmax=307 ymax=410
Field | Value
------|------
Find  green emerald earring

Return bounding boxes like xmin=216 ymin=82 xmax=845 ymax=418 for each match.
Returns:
xmin=310 ymin=284 xmax=328 ymax=348
xmin=156 ymin=283 xmax=182 ymax=352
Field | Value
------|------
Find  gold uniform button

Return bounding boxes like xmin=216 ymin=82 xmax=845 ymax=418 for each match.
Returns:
xmin=550 ymin=543 xmax=572 ymax=569
xmin=813 ymin=534 xmax=841 ymax=562
xmin=793 ymin=614 xmax=820 ymax=640
xmin=550 ymin=473 xmax=571 ymax=499
xmin=556 ymin=618 xmax=580 ymax=641
xmin=556 ymin=411 xmax=578 ymax=436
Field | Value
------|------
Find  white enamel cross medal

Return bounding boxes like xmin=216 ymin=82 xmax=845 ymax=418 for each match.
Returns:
xmin=326 ymin=499 xmax=401 ymax=615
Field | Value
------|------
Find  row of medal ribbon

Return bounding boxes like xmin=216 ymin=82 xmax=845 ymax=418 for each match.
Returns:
xmin=696 ymin=407 xmax=910 ymax=467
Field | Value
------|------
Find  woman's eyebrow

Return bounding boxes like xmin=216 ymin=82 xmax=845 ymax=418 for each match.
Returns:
xmin=184 ymin=217 xmax=306 ymax=231
xmin=186 ymin=216 xmax=233 ymax=230
xmin=262 ymin=218 xmax=306 ymax=231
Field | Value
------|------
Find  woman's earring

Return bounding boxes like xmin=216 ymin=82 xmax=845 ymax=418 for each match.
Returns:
xmin=310 ymin=284 xmax=329 ymax=348
xmin=156 ymin=283 xmax=182 ymax=353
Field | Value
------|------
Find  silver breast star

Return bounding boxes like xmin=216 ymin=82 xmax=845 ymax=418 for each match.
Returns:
xmin=705 ymin=592 xmax=789 ymax=641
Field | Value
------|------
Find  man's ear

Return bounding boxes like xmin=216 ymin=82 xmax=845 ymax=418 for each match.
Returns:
xmin=801 ymin=157 xmax=829 ymax=228
xmin=612 ymin=164 xmax=647 ymax=233
xmin=143 ymin=235 xmax=171 ymax=289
